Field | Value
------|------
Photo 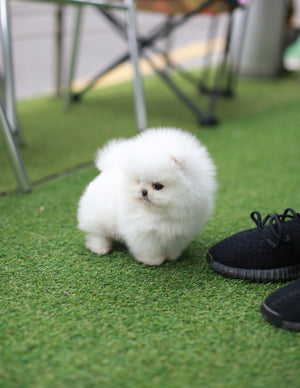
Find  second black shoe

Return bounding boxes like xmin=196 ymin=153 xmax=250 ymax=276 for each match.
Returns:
xmin=260 ymin=277 xmax=300 ymax=331
xmin=207 ymin=208 xmax=300 ymax=282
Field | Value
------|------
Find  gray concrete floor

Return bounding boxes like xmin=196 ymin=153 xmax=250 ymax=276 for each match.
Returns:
xmin=1 ymin=0 xmax=229 ymax=100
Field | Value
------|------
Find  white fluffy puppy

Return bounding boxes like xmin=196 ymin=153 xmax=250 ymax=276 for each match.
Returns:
xmin=77 ymin=127 xmax=217 ymax=266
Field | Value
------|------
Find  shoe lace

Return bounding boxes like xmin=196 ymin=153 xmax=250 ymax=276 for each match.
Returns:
xmin=250 ymin=208 xmax=300 ymax=249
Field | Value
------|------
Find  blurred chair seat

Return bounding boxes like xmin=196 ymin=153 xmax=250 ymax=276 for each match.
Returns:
xmin=135 ymin=0 xmax=236 ymax=14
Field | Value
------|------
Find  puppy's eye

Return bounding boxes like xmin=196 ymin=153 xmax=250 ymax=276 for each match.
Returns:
xmin=152 ymin=182 xmax=164 ymax=191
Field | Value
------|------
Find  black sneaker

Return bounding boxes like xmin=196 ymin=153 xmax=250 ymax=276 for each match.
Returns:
xmin=207 ymin=208 xmax=300 ymax=282
xmin=260 ymin=277 xmax=300 ymax=331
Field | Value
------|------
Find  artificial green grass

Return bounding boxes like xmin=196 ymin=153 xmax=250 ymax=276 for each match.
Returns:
xmin=1 ymin=73 xmax=300 ymax=387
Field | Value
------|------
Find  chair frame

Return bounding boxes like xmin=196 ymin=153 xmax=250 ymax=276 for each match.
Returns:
xmin=67 ymin=0 xmax=247 ymax=126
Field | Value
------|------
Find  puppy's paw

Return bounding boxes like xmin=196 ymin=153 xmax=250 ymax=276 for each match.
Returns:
xmin=166 ymin=253 xmax=181 ymax=262
xmin=134 ymin=255 xmax=166 ymax=266
xmin=85 ymin=235 xmax=111 ymax=255
xmin=166 ymin=249 xmax=182 ymax=262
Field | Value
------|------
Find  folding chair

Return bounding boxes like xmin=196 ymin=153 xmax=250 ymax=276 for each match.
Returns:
xmin=0 ymin=0 xmax=30 ymax=192
xmin=67 ymin=0 xmax=250 ymax=126
xmin=0 ymin=95 xmax=31 ymax=192
xmin=0 ymin=0 xmax=146 ymax=192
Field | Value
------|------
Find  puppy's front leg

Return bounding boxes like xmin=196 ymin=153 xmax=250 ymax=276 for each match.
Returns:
xmin=85 ymin=234 xmax=111 ymax=255
xmin=128 ymin=236 xmax=165 ymax=266
xmin=166 ymin=237 xmax=187 ymax=262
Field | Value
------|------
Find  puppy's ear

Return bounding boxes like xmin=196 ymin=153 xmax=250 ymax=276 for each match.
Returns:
xmin=171 ymin=155 xmax=184 ymax=170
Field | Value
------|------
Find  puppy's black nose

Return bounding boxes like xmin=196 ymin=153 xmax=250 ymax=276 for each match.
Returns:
xmin=142 ymin=189 xmax=148 ymax=197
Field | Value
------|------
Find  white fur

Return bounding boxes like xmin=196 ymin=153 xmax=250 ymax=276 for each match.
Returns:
xmin=77 ymin=127 xmax=217 ymax=266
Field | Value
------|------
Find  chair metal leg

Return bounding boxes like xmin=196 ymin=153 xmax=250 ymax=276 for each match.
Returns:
xmin=0 ymin=70 xmax=4 ymax=100
xmin=163 ymin=15 xmax=174 ymax=69
xmin=0 ymin=0 xmax=25 ymax=144
xmin=199 ymin=14 xmax=219 ymax=94
xmin=125 ymin=0 xmax=147 ymax=131
xmin=55 ymin=5 xmax=64 ymax=97
xmin=0 ymin=96 xmax=31 ymax=193
xmin=65 ymin=6 xmax=83 ymax=109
